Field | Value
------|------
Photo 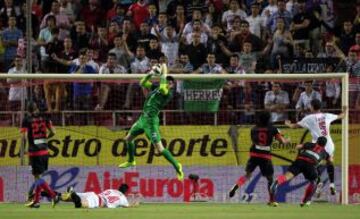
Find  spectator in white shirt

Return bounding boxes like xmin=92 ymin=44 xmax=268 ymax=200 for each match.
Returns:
xmin=264 ymin=82 xmax=290 ymax=123
xmin=261 ymin=0 xmax=278 ymax=27
xmin=222 ymin=0 xmax=247 ymax=32
xmin=185 ymin=19 xmax=208 ymax=45
xmin=124 ymin=45 xmax=150 ymax=109
xmin=96 ymin=52 xmax=127 ymax=110
xmin=295 ymin=81 xmax=322 ymax=120
xmin=7 ymin=55 xmax=27 ymax=111
xmin=322 ymin=64 xmax=340 ymax=109
xmin=246 ymin=3 xmax=264 ymax=39
xmin=183 ymin=9 xmax=211 ymax=36
xmin=154 ymin=23 xmax=182 ymax=67
xmin=194 ymin=53 xmax=226 ymax=74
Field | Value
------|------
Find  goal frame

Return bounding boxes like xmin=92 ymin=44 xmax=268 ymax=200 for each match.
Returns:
xmin=0 ymin=73 xmax=349 ymax=204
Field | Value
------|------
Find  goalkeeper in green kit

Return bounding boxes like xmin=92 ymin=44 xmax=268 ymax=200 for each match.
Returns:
xmin=119 ymin=64 xmax=184 ymax=180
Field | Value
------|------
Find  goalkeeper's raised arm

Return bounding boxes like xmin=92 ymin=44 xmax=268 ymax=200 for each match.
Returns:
xmin=139 ymin=64 xmax=163 ymax=89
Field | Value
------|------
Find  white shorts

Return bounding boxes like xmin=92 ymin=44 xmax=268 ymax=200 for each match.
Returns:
xmin=77 ymin=192 xmax=100 ymax=208
xmin=325 ymin=143 xmax=335 ymax=157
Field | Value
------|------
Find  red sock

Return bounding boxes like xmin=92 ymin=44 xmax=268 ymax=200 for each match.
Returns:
xmin=40 ymin=182 xmax=56 ymax=198
xmin=277 ymin=175 xmax=287 ymax=185
xmin=302 ymin=182 xmax=316 ymax=203
xmin=236 ymin=176 xmax=247 ymax=187
xmin=34 ymin=186 xmax=42 ymax=203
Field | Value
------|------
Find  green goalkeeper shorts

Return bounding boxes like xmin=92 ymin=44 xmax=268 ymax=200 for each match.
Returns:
xmin=129 ymin=115 xmax=161 ymax=144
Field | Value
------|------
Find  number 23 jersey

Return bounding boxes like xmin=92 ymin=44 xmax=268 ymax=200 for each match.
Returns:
xmin=98 ymin=189 xmax=129 ymax=208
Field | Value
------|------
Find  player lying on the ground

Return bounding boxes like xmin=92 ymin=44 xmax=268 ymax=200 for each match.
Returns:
xmin=285 ymin=99 xmax=346 ymax=196
xmin=118 ymin=63 xmax=184 ymax=180
xmin=270 ymin=136 xmax=329 ymax=207
xmin=22 ymin=102 xmax=59 ymax=208
xmin=229 ymin=111 xmax=289 ymax=206
xmin=60 ymin=183 xmax=139 ymax=208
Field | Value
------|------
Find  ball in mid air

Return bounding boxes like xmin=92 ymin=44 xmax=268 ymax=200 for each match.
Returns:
xmin=149 ymin=64 xmax=162 ymax=76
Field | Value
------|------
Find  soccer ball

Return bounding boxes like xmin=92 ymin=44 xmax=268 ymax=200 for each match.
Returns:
xmin=149 ymin=64 xmax=162 ymax=76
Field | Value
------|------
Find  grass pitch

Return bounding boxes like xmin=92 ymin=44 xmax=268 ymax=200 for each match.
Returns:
xmin=1 ymin=203 xmax=360 ymax=219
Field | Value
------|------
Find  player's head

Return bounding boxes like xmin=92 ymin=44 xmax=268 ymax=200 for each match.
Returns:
xmin=27 ymin=101 xmax=39 ymax=115
xmin=256 ymin=111 xmax=271 ymax=127
xmin=310 ymin=99 xmax=322 ymax=112
xmin=166 ymin=75 xmax=175 ymax=89
xmin=316 ymin=136 xmax=327 ymax=147
xmin=118 ymin=183 xmax=129 ymax=194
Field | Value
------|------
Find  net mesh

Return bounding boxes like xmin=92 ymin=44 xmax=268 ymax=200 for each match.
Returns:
xmin=0 ymin=76 xmax=358 ymax=204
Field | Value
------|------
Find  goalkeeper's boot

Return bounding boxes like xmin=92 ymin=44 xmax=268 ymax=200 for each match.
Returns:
xmin=267 ymin=201 xmax=279 ymax=207
xmin=25 ymin=200 xmax=40 ymax=208
xmin=176 ymin=163 xmax=184 ymax=181
xmin=229 ymin=185 xmax=239 ymax=198
xmin=51 ymin=193 xmax=61 ymax=208
xmin=329 ymin=183 xmax=336 ymax=195
xmin=315 ymin=182 xmax=323 ymax=198
xmin=118 ymin=161 xmax=136 ymax=168
xmin=300 ymin=201 xmax=311 ymax=207
xmin=61 ymin=186 xmax=74 ymax=201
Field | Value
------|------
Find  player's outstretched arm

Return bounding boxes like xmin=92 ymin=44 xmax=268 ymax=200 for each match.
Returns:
xmin=336 ymin=106 xmax=347 ymax=120
xmin=285 ymin=120 xmax=301 ymax=128
xmin=295 ymin=144 xmax=304 ymax=150
xmin=159 ymin=64 xmax=169 ymax=95
xmin=140 ymin=74 xmax=153 ymax=89
xmin=277 ymin=134 xmax=290 ymax=144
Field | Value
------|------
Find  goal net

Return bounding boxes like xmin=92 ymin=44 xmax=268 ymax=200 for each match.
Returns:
xmin=0 ymin=73 xmax=356 ymax=204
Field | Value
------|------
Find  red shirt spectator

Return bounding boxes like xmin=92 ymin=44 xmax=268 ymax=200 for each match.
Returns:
xmin=127 ymin=0 xmax=149 ymax=30
xmin=80 ymin=0 xmax=105 ymax=29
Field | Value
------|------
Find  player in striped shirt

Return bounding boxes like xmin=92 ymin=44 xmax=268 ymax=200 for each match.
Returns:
xmin=270 ymin=136 xmax=329 ymax=206
xmin=229 ymin=111 xmax=289 ymax=206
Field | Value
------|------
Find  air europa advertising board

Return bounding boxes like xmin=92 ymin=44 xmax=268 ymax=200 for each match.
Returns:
xmin=0 ymin=125 xmax=348 ymax=166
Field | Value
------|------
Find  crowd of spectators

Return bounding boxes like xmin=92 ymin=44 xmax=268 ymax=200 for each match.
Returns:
xmin=0 ymin=0 xmax=359 ymax=125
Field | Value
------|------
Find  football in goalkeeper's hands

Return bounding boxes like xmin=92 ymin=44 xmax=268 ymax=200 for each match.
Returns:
xmin=149 ymin=64 xmax=162 ymax=76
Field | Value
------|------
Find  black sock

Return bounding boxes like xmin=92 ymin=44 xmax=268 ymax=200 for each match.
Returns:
xmin=327 ymin=164 xmax=335 ymax=184
xmin=316 ymin=166 xmax=322 ymax=184
xmin=71 ymin=192 xmax=82 ymax=208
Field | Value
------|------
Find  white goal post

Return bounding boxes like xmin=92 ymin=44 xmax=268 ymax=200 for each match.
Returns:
xmin=0 ymin=73 xmax=349 ymax=204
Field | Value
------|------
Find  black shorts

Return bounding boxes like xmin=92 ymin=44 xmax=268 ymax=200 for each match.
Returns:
xmin=287 ymin=160 xmax=318 ymax=181
xmin=245 ymin=157 xmax=274 ymax=177
xmin=29 ymin=155 xmax=49 ymax=175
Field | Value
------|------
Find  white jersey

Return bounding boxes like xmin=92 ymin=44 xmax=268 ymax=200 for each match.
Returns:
xmin=98 ymin=189 xmax=129 ymax=208
xmin=297 ymin=112 xmax=338 ymax=155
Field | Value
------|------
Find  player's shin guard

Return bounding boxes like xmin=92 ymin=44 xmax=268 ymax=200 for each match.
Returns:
xmin=327 ymin=164 xmax=335 ymax=184
xmin=71 ymin=192 xmax=82 ymax=208
xmin=302 ymin=181 xmax=316 ymax=203
xmin=161 ymin=149 xmax=180 ymax=172
xmin=127 ymin=141 xmax=135 ymax=162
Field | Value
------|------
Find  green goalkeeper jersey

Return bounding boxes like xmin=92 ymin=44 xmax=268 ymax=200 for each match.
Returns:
xmin=142 ymin=84 xmax=174 ymax=117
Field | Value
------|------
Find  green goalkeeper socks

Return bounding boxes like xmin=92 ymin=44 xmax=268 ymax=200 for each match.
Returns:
xmin=127 ymin=141 xmax=135 ymax=162
xmin=161 ymin=149 xmax=180 ymax=172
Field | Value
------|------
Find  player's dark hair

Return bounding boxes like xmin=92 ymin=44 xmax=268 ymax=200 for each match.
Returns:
xmin=310 ymin=99 xmax=322 ymax=111
xmin=256 ymin=111 xmax=271 ymax=127
xmin=166 ymin=76 xmax=175 ymax=83
xmin=118 ymin=183 xmax=129 ymax=194
xmin=316 ymin=136 xmax=327 ymax=147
